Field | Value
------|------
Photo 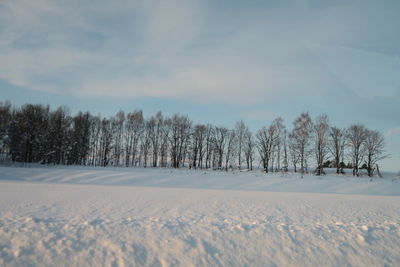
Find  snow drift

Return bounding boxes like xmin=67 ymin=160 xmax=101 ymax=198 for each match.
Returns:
xmin=0 ymin=166 xmax=399 ymax=266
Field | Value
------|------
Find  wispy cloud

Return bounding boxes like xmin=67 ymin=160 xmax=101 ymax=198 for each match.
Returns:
xmin=385 ymin=127 xmax=400 ymax=137
xmin=0 ymin=0 xmax=399 ymax=107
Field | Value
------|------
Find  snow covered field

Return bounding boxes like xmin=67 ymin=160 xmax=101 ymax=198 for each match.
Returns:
xmin=1 ymin=166 xmax=399 ymax=266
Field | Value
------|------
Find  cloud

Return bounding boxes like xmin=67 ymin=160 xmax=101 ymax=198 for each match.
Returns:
xmin=239 ymin=109 xmax=280 ymax=122
xmin=385 ymin=127 xmax=400 ymax=137
xmin=0 ymin=0 xmax=399 ymax=107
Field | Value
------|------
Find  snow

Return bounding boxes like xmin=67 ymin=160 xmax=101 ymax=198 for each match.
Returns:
xmin=0 ymin=166 xmax=399 ymax=266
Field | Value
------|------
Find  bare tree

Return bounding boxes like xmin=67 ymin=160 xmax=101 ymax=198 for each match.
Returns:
xmin=1 ymin=100 xmax=391 ymax=177
xmin=196 ymin=125 xmax=206 ymax=169
xmin=288 ymin=131 xmax=299 ymax=172
xmin=100 ymin=118 xmax=113 ymax=167
xmin=235 ymin=120 xmax=247 ymax=170
xmin=281 ymin=129 xmax=289 ymax=172
xmin=10 ymin=104 xmax=51 ymax=163
xmin=179 ymin=117 xmax=192 ymax=168
xmin=0 ymin=101 xmax=12 ymax=161
xmin=89 ymin=115 xmax=101 ymax=166
xmin=124 ymin=110 xmax=144 ymax=167
xmin=191 ymin=124 xmax=206 ymax=169
xmin=159 ymin=118 xmax=170 ymax=167
xmin=214 ymin=127 xmax=228 ymax=170
xmin=204 ymin=124 xmax=214 ymax=169
xmin=149 ymin=111 xmax=163 ymax=167
xmin=169 ymin=114 xmax=191 ymax=168
xmin=140 ymin=118 xmax=153 ymax=168
xmin=70 ymin=111 xmax=91 ymax=165
xmin=224 ymin=129 xmax=236 ymax=171
xmin=47 ymin=107 xmax=71 ymax=164
xmin=291 ymin=112 xmax=313 ymax=176
xmin=346 ymin=124 xmax=367 ymax=176
xmin=256 ymin=125 xmax=278 ymax=173
xmin=329 ymin=127 xmax=346 ymax=174
xmin=272 ymin=117 xmax=284 ymax=171
xmin=112 ymin=111 xmax=125 ymax=166
xmin=313 ymin=114 xmax=329 ymax=175
xmin=364 ymin=129 xmax=387 ymax=177
xmin=243 ymin=129 xmax=255 ymax=170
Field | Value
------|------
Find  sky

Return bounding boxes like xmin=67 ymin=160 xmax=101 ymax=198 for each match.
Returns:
xmin=0 ymin=0 xmax=399 ymax=171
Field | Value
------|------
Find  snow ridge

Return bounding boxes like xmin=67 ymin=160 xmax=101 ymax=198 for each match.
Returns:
xmin=0 ymin=167 xmax=399 ymax=266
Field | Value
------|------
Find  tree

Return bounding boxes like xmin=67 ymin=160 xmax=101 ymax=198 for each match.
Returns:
xmin=89 ymin=115 xmax=101 ymax=166
xmin=288 ymin=131 xmax=299 ymax=172
xmin=204 ymin=124 xmax=214 ymax=169
xmin=159 ymin=118 xmax=170 ymax=167
xmin=10 ymin=104 xmax=50 ymax=163
xmin=214 ymin=127 xmax=228 ymax=170
xmin=272 ymin=117 xmax=284 ymax=171
xmin=149 ymin=111 xmax=163 ymax=167
xmin=99 ymin=118 xmax=113 ymax=167
xmin=256 ymin=124 xmax=278 ymax=173
xmin=243 ymin=129 xmax=255 ymax=170
xmin=69 ymin=111 xmax=91 ymax=165
xmin=191 ymin=124 xmax=206 ymax=169
xmin=141 ymin=118 xmax=152 ymax=167
xmin=169 ymin=114 xmax=191 ymax=168
xmin=196 ymin=125 xmax=206 ymax=169
xmin=124 ymin=110 xmax=144 ymax=167
xmin=112 ymin=111 xmax=125 ymax=166
xmin=0 ymin=101 xmax=12 ymax=161
xmin=364 ymin=130 xmax=387 ymax=177
xmin=281 ymin=129 xmax=289 ymax=172
xmin=235 ymin=120 xmax=247 ymax=170
xmin=224 ymin=129 xmax=236 ymax=171
xmin=329 ymin=127 xmax=346 ymax=174
xmin=346 ymin=124 xmax=367 ymax=176
xmin=313 ymin=114 xmax=329 ymax=175
xmin=291 ymin=112 xmax=313 ymax=176
xmin=46 ymin=107 xmax=71 ymax=164
xmin=0 ymin=100 xmax=390 ymax=177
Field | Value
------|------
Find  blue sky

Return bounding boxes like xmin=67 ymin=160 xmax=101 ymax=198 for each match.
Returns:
xmin=1 ymin=0 xmax=399 ymax=171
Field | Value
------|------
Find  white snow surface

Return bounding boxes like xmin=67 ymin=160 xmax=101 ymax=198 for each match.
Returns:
xmin=0 ymin=166 xmax=399 ymax=266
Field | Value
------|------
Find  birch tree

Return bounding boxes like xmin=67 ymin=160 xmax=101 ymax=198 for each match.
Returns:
xmin=313 ymin=114 xmax=329 ymax=175
xmin=112 ymin=111 xmax=125 ymax=166
xmin=364 ymin=129 xmax=387 ymax=177
xmin=329 ymin=127 xmax=346 ymax=174
xmin=243 ymin=129 xmax=255 ymax=170
xmin=124 ymin=110 xmax=144 ymax=166
xmin=224 ymin=129 xmax=236 ymax=171
xmin=346 ymin=124 xmax=367 ymax=176
xmin=214 ymin=127 xmax=228 ymax=170
xmin=235 ymin=120 xmax=247 ymax=170
xmin=291 ymin=112 xmax=313 ymax=175
xmin=256 ymin=125 xmax=278 ymax=173
xmin=272 ymin=117 xmax=284 ymax=171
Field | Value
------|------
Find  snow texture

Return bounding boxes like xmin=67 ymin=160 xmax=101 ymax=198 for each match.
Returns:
xmin=0 ymin=166 xmax=399 ymax=266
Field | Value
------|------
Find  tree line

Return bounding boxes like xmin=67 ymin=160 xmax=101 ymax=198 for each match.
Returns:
xmin=0 ymin=100 xmax=387 ymax=177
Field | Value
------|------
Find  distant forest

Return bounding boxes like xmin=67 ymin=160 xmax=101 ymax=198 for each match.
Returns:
xmin=0 ymin=100 xmax=387 ymax=177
